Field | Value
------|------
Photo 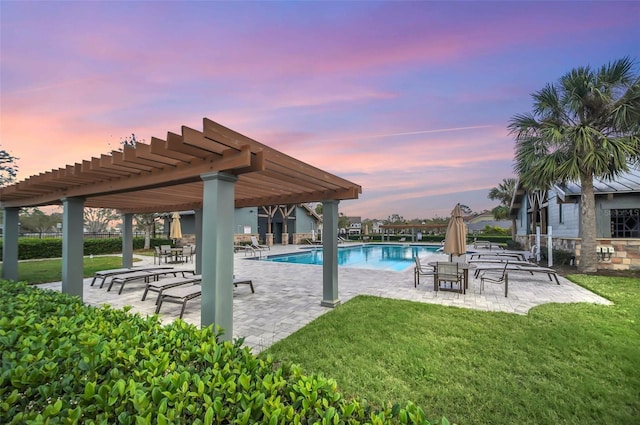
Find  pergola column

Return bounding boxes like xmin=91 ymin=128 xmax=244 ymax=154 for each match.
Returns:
xmin=61 ymin=197 xmax=85 ymax=299
xmin=194 ymin=208 xmax=203 ymax=275
xmin=2 ymin=207 xmax=20 ymax=281
xmin=321 ymin=200 xmax=340 ymax=308
xmin=122 ymin=213 xmax=133 ymax=268
xmin=200 ymin=172 xmax=237 ymax=339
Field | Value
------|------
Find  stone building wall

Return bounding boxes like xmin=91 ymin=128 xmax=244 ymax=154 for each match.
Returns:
xmin=516 ymin=235 xmax=640 ymax=271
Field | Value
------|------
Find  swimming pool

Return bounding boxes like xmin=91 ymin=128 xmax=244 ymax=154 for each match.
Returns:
xmin=261 ymin=244 xmax=441 ymax=271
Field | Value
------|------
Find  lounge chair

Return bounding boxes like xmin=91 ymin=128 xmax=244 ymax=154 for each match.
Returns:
xmin=469 ymin=251 xmax=526 ymax=261
xmin=473 ymin=240 xmax=502 ymax=250
xmin=234 ymin=244 xmax=255 ymax=255
xmin=108 ymin=269 xmax=194 ymax=295
xmin=413 ymin=256 xmax=434 ymax=288
xmin=473 ymin=263 xmax=559 ymax=284
xmin=141 ymin=274 xmax=202 ymax=303
xmin=528 ymin=245 xmax=539 ymax=263
xmin=91 ymin=265 xmax=174 ymax=288
xmin=250 ymin=236 xmax=269 ymax=251
xmin=156 ymin=277 xmax=254 ymax=318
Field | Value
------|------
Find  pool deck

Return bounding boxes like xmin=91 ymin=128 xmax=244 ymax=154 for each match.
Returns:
xmin=37 ymin=243 xmax=611 ymax=353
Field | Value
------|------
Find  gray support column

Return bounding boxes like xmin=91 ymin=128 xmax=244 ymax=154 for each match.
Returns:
xmin=61 ymin=197 xmax=85 ymax=299
xmin=122 ymin=213 xmax=133 ymax=268
xmin=2 ymin=207 xmax=20 ymax=281
xmin=194 ymin=208 xmax=203 ymax=275
xmin=321 ymin=200 xmax=340 ymax=308
xmin=200 ymin=172 xmax=237 ymax=339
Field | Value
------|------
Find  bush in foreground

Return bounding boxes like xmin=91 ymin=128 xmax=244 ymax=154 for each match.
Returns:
xmin=0 ymin=280 xmax=446 ymax=424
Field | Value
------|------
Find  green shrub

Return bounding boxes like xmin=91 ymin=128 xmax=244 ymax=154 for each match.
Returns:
xmin=540 ymin=248 xmax=575 ymax=265
xmin=0 ymin=237 xmax=172 ymax=260
xmin=0 ymin=280 xmax=444 ymax=424
xmin=505 ymin=239 xmax=522 ymax=250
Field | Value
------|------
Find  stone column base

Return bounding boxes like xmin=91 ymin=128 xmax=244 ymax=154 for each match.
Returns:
xmin=321 ymin=299 xmax=341 ymax=308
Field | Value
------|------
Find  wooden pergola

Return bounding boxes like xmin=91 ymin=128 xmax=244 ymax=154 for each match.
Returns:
xmin=1 ymin=118 xmax=362 ymax=339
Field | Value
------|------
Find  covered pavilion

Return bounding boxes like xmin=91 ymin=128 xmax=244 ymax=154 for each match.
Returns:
xmin=379 ymin=223 xmax=449 ymax=241
xmin=0 ymin=118 xmax=362 ymax=340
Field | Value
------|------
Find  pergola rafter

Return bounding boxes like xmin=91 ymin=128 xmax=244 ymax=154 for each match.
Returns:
xmin=0 ymin=118 xmax=360 ymax=213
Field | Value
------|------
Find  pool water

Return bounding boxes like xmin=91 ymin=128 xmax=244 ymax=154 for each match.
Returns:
xmin=261 ymin=244 xmax=440 ymax=271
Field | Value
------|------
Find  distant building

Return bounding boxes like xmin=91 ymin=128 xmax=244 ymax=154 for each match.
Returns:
xmin=465 ymin=212 xmax=511 ymax=235
xmin=347 ymin=216 xmax=362 ymax=236
xmin=169 ymin=203 xmax=322 ymax=246
xmin=371 ymin=220 xmax=384 ymax=234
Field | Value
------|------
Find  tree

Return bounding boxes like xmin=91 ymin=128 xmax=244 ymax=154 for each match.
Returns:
xmin=84 ymin=208 xmax=119 ymax=233
xmin=19 ymin=208 xmax=60 ymax=233
xmin=509 ymin=57 xmax=640 ymax=273
xmin=488 ymin=178 xmax=517 ymax=239
xmin=458 ymin=204 xmax=472 ymax=215
xmin=134 ymin=213 xmax=159 ymax=249
xmin=385 ymin=213 xmax=405 ymax=224
xmin=0 ymin=146 xmax=18 ymax=187
xmin=120 ymin=133 xmax=143 ymax=149
xmin=338 ymin=212 xmax=351 ymax=234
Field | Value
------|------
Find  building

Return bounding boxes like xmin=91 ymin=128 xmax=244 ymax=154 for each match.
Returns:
xmin=509 ymin=166 xmax=640 ymax=270
xmin=347 ymin=216 xmax=361 ymax=236
xmin=465 ymin=211 xmax=511 ymax=235
xmin=169 ymin=203 xmax=322 ymax=246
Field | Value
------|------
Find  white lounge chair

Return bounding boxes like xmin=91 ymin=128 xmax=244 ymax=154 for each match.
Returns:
xmin=250 ymin=236 xmax=269 ymax=251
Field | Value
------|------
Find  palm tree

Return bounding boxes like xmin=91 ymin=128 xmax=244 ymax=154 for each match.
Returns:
xmin=488 ymin=178 xmax=517 ymax=239
xmin=509 ymin=57 xmax=640 ymax=273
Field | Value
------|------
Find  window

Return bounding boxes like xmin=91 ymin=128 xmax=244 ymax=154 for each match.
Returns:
xmin=610 ymin=209 xmax=640 ymax=238
xmin=559 ymin=203 xmax=563 ymax=224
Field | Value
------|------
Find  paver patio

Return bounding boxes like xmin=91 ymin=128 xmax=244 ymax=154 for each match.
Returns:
xmin=37 ymin=244 xmax=611 ymax=352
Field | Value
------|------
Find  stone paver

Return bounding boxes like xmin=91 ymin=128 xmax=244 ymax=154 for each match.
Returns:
xmin=37 ymin=244 xmax=611 ymax=353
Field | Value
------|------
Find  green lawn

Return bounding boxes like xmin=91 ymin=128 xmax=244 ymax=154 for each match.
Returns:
xmin=264 ymin=274 xmax=640 ymax=425
xmin=0 ymin=256 xmax=139 ymax=284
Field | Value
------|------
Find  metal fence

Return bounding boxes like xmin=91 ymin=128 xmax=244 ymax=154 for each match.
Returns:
xmin=17 ymin=231 xmax=149 ymax=239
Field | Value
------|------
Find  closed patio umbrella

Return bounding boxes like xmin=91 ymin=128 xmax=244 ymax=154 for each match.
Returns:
xmin=443 ymin=204 xmax=467 ymax=260
xmin=170 ymin=212 xmax=183 ymax=244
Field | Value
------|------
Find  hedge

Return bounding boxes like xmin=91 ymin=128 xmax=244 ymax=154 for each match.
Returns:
xmin=0 ymin=280 xmax=448 ymax=424
xmin=0 ymin=237 xmax=172 ymax=261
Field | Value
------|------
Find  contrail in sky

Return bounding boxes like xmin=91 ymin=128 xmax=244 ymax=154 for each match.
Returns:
xmin=314 ymin=125 xmax=495 ymax=143
xmin=369 ymin=125 xmax=495 ymax=138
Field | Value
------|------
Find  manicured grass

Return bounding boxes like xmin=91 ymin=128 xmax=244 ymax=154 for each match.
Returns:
xmin=264 ymin=275 xmax=640 ymax=424
xmin=0 ymin=256 xmax=139 ymax=284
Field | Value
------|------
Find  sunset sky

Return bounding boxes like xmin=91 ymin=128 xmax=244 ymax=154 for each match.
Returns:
xmin=1 ymin=1 xmax=638 ymax=219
